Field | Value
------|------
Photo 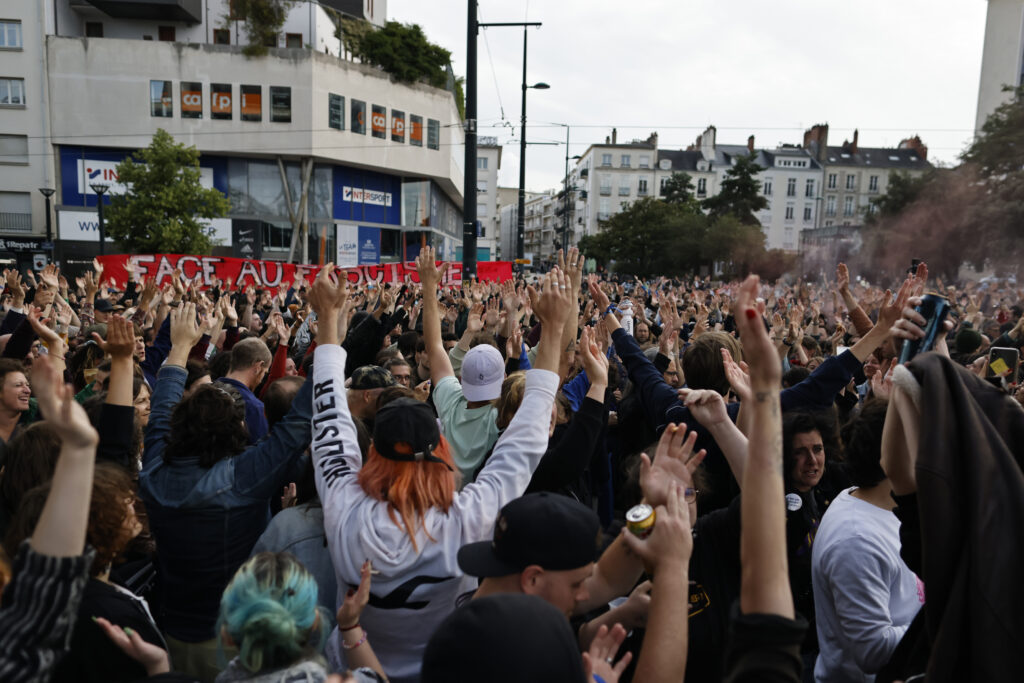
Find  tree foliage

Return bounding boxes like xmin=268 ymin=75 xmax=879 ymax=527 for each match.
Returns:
xmin=106 ymin=130 xmax=230 ymax=255
xmin=578 ymin=197 xmax=767 ymax=278
xmin=229 ymin=0 xmax=298 ymax=57
xmin=340 ymin=20 xmax=465 ymax=118
xmin=859 ymin=85 xmax=1024 ymax=280
xmin=702 ymin=153 xmax=768 ymax=225
xmin=660 ymin=172 xmax=702 ymax=213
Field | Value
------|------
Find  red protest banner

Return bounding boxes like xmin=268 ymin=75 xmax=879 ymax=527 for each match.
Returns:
xmin=94 ymin=254 xmax=514 ymax=289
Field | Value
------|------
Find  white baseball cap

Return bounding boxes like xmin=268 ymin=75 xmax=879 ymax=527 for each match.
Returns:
xmin=462 ymin=344 xmax=505 ymax=402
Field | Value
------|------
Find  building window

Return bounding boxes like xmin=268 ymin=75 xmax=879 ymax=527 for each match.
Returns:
xmin=270 ymin=86 xmax=290 ymax=122
xmin=639 ymin=154 xmax=650 ymax=168
xmin=149 ymin=80 xmax=172 ymax=117
xmin=637 ymin=178 xmax=648 ymax=195
xmin=869 ymin=175 xmax=879 ymax=192
xmin=697 ymin=178 xmax=707 ymax=196
xmin=785 ymin=205 xmax=794 ymax=221
xmin=391 ymin=109 xmax=405 ymax=142
xmin=601 ymin=153 xmax=612 ymax=167
xmin=843 ymin=196 xmax=855 ymax=216
xmin=620 ymin=154 xmax=630 ymax=168
xmin=805 ymin=178 xmax=814 ymax=197
xmin=659 ymin=176 xmax=669 ymax=195
xmin=0 ymin=134 xmax=29 ymax=164
xmin=285 ymin=32 xmax=302 ymax=48
xmin=262 ymin=222 xmax=293 ymax=250
xmin=618 ymin=176 xmax=631 ymax=196
xmin=477 ymin=202 xmax=488 ymax=217
xmin=598 ymin=197 xmax=610 ymax=220
xmin=786 ymin=178 xmax=796 ymax=197
xmin=477 ymin=180 xmax=488 ymax=192
xmin=827 ymin=173 xmax=837 ymax=189
xmin=0 ymin=192 xmax=32 ymax=232
xmin=477 ymin=156 xmax=488 ymax=170
xmin=0 ymin=20 xmax=22 ymax=48
xmin=409 ymin=114 xmax=422 ymax=146
xmin=0 ymin=78 xmax=25 ymax=106
xmin=845 ymin=174 xmax=856 ymax=190
xmin=371 ymin=104 xmax=386 ymax=139
xmin=763 ymin=178 xmax=773 ymax=196
xmin=85 ymin=22 xmax=103 ymax=38
xmin=826 ymin=195 xmax=836 ymax=216
xmin=240 ymin=85 xmax=261 ymax=121
xmin=328 ymin=93 xmax=344 ymax=130
xmin=180 ymin=81 xmax=202 ymax=119
xmin=211 ymin=83 xmax=232 ymax=120
xmin=213 ymin=29 xmax=230 ymax=44
xmin=599 ymin=174 xmax=612 ymax=195
xmin=427 ymin=118 xmax=440 ymax=150
xmin=803 ymin=205 xmax=812 ymax=221
xmin=351 ymin=99 xmax=366 ymax=134
xmin=158 ymin=26 xmax=176 ymax=42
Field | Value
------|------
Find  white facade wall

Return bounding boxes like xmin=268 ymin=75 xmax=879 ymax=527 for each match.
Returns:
xmin=975 ymin=0 xmax=1024 ymax=134
xmin=475 ymin=142 xmax=500 ymax=259
xmin=574 ymin=143 xmax=657 ymax=240
xmin=754 ymin=153 xmax=823 ymax=252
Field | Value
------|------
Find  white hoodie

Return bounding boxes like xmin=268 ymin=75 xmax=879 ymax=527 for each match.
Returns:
xmin=311 ymin=344 xmax=558 ymax=683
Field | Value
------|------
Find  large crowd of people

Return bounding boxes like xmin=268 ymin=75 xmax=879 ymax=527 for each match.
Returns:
xmin=0 ymin=250 xmax=1021 ymax=683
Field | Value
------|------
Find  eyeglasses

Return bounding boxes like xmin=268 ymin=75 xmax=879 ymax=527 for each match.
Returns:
xmin=685 ymin=487 xmax=699 ymax=501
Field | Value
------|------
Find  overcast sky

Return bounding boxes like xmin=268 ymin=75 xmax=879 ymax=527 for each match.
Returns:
xmin=388 ymin=0 xmax=988 ymax=192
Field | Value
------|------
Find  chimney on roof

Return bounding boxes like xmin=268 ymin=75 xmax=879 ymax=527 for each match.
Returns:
xmin=647 ymin=132 xmax=658 ymax=148
xmin=699 ymin=125 xmax=717 ymax=161
xmin=852 ymin=129 xmax=859 ymax=154
xmin=747 ymin=135 xmax=755 ymax=153
xmin=605 ymin=136 xmax=610 ymax=144
xmin=612 ymin=128 xmax=617 ymax=145
xmin=898 ymin=135 xmax=929 ymax=160
xmin=802 ymin=123 xmax=829 ymax=163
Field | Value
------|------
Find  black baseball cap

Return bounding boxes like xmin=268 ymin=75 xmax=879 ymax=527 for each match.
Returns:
xmin=458 ymin=493 xmax=600 ymax=577
xmin=372 ymin=397 xmax=449 ymax=468
xmin=421 ymin=594 xmax=586 ymax=683
xmin=350 ymin=365 xmax=395 ymax=391
xmin=94 ymin=299 xmax=114 ymax=313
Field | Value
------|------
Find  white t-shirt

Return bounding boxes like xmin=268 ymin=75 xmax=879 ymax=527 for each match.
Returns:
xmin=812 ymin=488 xmax=924 ymax=683
xmin=311 ymin=344 xmax=558 ymax=683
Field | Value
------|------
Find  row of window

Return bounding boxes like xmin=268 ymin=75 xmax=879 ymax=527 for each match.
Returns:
xmin=827 ymin=173 xmax=880 ymax=192
xmin=600 ymin=153 xmax=651 ymax=169
xmin=147 ymin=80 xmax=441 ymax=149
xmin=150 ymin=81 xmax=292 ymax=122
xmin=781 ymin=205 xmax=814 ymax=222
xmin=824 ymin=195 xmax=858 ymax=217
xmin=327 ymin=94 xmax=440 ymax=149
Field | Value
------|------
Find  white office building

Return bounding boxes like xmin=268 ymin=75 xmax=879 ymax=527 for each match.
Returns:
xmin=975 ymin=0 xmax=1024 ymax=134
xmin=0 ymin=0 xmax=466 ymax=270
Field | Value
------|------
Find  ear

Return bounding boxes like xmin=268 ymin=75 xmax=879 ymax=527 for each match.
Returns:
xmin=520 ymin=565 xmax=544 ymax=593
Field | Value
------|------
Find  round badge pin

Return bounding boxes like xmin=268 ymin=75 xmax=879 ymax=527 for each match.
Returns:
xmin=785 ymin=493 xmax=803 ymax=511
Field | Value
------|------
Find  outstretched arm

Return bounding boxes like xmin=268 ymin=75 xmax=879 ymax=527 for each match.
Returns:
xmin=416 ymin=247 xmax=456 ymax=385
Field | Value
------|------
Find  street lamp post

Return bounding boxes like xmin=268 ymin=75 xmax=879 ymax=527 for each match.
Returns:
xmin=517 ymin=75 xmax=549 ymax=261
xmin=90 ymin=183 xmax=109 ymax=255
xmin=38 ymin=188 xmax=55 ymax=263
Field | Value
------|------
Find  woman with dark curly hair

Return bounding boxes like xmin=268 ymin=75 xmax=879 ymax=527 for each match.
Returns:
xmin=139 ymin=303 xmax=315 ymax=683
xmin=6 ymin=462 xmax=162 ymax=683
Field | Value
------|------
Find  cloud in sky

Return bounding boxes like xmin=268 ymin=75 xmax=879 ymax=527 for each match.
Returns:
xmin=388 ymin=0 xmax=988 ymax=191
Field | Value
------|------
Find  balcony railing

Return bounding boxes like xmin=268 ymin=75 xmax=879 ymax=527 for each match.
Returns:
xmin=0 ymin=213 xmax=32 ymax=232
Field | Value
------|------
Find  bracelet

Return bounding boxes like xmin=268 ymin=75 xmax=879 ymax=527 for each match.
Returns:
xmin=602 ymin=304 xmax=617 ymax=318
xmin=341 ymin=628 xmax=368 ymax=650
xmin=339 ymin=622 xmax=361 ymax=632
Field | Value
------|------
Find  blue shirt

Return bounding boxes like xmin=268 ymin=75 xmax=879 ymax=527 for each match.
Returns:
xmin=217 ymin=376 xmax=269 ymax=443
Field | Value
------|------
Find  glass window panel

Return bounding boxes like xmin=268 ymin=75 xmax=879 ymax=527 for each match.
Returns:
xmin=402 ymin=180 xmax=430 ymax=226
xmin=211 ymin=83 xmax=232 ymax=120
xmin=181 ymin=81 xmax=202 ymax=119
xmin=240 ymin=85 xmax=261 ymax=122
xmin=409 ymin=115 xmax=423 ymax=147
xmin=391 ymin=109 xmax=405 ymax=142
xmin=371 ymin=104 xmax=386 ymax=139
xmin=227 ymin=157 xmax=250 ymax=213
xmin=427 ymin=119 xmax=440 ymax=150
xmin=270 ymin=86 xmax=290 ymax=123
xmin=351 ymin=99 xmax=366 ymax=134
xmin=150 ymin=80 xmax=172 ymax=117
xmin=328 ymin=93 xmax=344 ymax=130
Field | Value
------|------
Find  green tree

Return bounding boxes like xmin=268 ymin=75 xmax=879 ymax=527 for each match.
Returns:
xmin=701 ymin=215 xmax=767 ymax=278
xmin=344 ymin=21 xmax=465 ymax=119
xmin=660 ymin=172 xmax=702 ymax=213
xmin=702 ymin=153 xmax=767 ymax=225
xmin=106 ymin=129 xmax=230 ymax=255
xmin=229 ymin=0 xmax=298 ymax=57
xmin=866 ymin=170 xmax=934 ymax=224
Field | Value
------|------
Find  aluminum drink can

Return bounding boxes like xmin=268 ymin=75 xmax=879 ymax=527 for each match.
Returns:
xmin=626 ymin=503 xmax=656 ymax=538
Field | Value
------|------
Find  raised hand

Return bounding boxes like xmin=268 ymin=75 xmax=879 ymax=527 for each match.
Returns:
xmin=527 ymin=268 xmax=571 ymax=329
xmin=836 ymin=262 xmax=851 ymax=293
xmin=415 ymin=246 xmax=449 ymax=292
xmin=92 ymin=315 xmax=135 ymax=360
xmin=578 ymin=326 xmax=609 ymax=387
xmin=466 ymin=303 xmax=485 ymax=333
xmin=680 ymin=388 xmax=731 ymax=428
xmin=33 ymin=354 xmax=98 ymax=449
xmin=337 ymin=560 xmax=374 ymax=631
xmin=588 ymin=274 xmax=611 ymax=312
xmin=94 ymin=617 xmax=170 ymax=677
xmin=622 ymin=481 xmax=694 ymax=574
xmin=734 ymin=275 xmax=781 ymax=389
xmin=582 ymin=623 xmax=632 ymax=683
xmin=639 ymin=422 xmax=706 ymax=509
xmin=26 ymin=306 xmax=61 ymax=346
xmin=721 ymin=347 xmax=752 ymax=402
xmin=307 ymin=263 xmax=348 ymax=321
xmin=170 ymin=302 xmax=204 ymax=354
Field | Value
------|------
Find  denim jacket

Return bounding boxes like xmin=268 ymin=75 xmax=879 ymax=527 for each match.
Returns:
xmin=139 ymin=364 xmax=314 ymax=642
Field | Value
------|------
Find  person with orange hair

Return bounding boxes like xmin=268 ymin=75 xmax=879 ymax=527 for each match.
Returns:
xmin=307 ymin=249 xmax=570 ymax=683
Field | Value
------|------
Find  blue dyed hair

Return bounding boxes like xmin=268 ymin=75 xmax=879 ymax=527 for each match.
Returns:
xmin=217 ymin=552 xmax=328 ymax=673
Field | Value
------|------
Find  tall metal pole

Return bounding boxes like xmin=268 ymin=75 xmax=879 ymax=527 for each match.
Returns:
xmin=516 ymin=28 xmax=528 ymax=261
xmin=562 ymin=125 xmax=570 ymax=253
xmin=462 ymin=0 xmax=478 ymax=279
xmin=91 ymin=183 xmax=108 ymax=256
